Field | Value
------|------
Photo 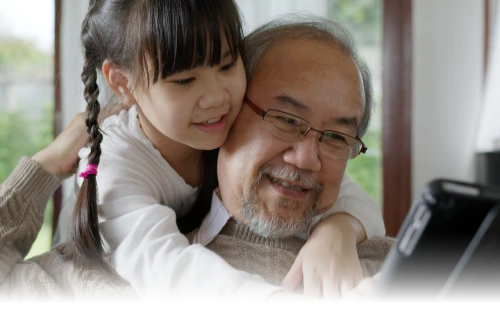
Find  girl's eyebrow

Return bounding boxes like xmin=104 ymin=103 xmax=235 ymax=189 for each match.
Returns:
xmin=222 ymin=49 xmax=231 ymax=59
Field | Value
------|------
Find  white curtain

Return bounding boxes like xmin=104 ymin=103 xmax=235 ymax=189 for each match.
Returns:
xmin=235 ymin=0 xmax=328 ymax=34
xmin=475 ymin=2 xmax=500 ymax=152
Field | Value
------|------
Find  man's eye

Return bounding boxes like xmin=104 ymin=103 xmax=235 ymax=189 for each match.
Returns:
xmin=220 ymin=61 xmax=235 ymax=72
xmin=276 ymin=116 xmax=301 ymax=126
xmin=324 ymin=132 xmax=347 ymax=143
xmin=173 ymin=77 xmax=195 ymax=85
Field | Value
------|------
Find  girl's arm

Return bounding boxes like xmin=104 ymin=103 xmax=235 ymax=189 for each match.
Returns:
xmin=282 ymin=174 xmax=385 ymax=299
xmin=96 ymin=176 xmax=281 ymax=301
xmin=323 ymin=174 xmax=385 ymax=239
xmin=91 ymin=111 xmax=281 ymax=301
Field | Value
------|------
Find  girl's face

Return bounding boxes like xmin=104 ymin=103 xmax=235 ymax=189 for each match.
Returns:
xmin=132 ymin=48 xmax=247 ymax=151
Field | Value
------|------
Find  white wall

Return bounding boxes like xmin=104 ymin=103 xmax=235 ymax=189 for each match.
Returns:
xmin=476 ymin=1 xmax=500 ymax=151
xmin=412 ymin=0 xmax=484 ymax=199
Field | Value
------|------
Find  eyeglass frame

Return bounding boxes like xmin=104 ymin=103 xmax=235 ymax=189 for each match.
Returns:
xmin=244 ymin=96 xmax=368 ymax=158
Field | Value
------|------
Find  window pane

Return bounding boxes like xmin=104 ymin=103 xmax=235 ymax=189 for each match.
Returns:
xmin=0 ymin=0 xmax=55 ymax=257
xmin=327 ymin=0 xmax=383 ymax=206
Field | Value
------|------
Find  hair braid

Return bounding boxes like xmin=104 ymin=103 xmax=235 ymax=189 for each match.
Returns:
xmin=66 ymin=2 xmax=112 ymax=273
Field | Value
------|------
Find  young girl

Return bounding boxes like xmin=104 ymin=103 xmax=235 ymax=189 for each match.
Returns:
xmin=69 ymin=0 xmax=385 ymax=300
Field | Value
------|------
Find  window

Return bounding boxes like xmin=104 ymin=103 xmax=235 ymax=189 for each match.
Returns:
xmin=0 ymin=0 xmax=55 ymax=257
xmin=327 ymin=0 xmax=383 ymax=206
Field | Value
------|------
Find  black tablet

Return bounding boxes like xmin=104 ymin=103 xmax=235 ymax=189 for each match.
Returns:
xmin=437 ymin=202 xmax=500 ymax=300
xmin=373 ymin=179 xmax=500 ymax=300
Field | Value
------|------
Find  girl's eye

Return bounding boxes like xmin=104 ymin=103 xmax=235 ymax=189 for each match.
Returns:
xmin=173 ymin=77 xmax=195 ymax=85
xmin=220 ymin=61 xmax=235 ymax=72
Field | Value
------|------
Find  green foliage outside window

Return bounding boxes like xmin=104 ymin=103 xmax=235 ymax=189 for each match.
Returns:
xmin=0 ymin=35 xmax=55 ymax=257
xmin=328 ymin=0 xmax=383 ymax=207
xmin=0 ymin=106 xmax=54 ymax=181
xmin=346 ymin=129 xmax=382 ymax=205
xmin=327 ymin=0 xmax=382 ymax=45
xmin=0 ymin=37 xmax=52 ymax=76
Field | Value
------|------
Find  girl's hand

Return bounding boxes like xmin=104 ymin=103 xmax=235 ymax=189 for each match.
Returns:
xmin=342 ymin=273 xmax=381 ymax=300
xmin=281 ymin=212 xmax=366 ymax=300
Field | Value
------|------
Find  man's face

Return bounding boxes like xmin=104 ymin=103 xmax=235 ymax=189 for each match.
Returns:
xmin=218 ymin=38 xmax=366 ymax=237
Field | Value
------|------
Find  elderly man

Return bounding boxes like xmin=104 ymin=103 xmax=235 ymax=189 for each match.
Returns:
xmin=191 ymin=15 xmax=393 ymax=298
xmin=0 ymin=15 xmax=390 ymax=301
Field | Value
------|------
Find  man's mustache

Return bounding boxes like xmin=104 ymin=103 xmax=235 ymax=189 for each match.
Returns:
xmin=258 ymin=164 xmax=323 ymax=195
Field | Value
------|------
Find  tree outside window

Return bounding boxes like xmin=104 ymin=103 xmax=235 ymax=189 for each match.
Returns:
xmin=0 ymin=0 xmax=55 ymax=257
xmin=328 ymin=0 xmax=383 ymax=206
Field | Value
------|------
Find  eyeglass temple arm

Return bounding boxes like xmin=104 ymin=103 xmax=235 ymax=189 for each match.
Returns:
xmin=244 ymin=97 xmax=267 ymax=117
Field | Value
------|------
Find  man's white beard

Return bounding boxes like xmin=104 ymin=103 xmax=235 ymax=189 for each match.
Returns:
xmin=239 ymin=164 xmax=322 ymax=239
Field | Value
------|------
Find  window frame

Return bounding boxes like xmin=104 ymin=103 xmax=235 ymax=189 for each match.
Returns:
xmin=52 ymin=0 xmax=62 ymax=237
xmin=382 ymin=0 xmax=412 ymax=237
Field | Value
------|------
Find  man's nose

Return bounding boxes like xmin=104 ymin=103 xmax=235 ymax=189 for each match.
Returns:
xmin=282 ymin=134 xmax=322 ymax=172
xmin=198 ymin=74 xmax=228 ymax=109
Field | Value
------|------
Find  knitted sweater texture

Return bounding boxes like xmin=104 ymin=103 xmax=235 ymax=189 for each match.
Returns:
xmin=207 ymin=219 xmax=394 ymax=286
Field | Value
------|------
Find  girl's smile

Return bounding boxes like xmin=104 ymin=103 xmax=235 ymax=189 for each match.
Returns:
xmin=191 ymin=114 xmax=228 ymax=133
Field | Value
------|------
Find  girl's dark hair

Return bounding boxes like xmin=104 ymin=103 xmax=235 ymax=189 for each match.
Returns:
xmin=68 ymin=0 xmax=244 ymax=271
xmin=177 ymin=148 xmax=219 ymax=234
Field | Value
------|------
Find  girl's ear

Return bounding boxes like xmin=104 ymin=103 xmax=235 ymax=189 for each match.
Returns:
xmin=102 ymin=60 xmax=137 ymax=106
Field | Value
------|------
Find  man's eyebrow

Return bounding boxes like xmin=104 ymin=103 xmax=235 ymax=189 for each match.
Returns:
xmin=275 ymin=95 xmax=309 ymax=111
xmin=275 ymin=94 xmax=359 ymax=131
xmin=334 ymin=117 xmax=359 ymax=131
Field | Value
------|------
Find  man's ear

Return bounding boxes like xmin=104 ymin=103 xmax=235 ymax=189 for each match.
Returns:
xmin=102 ymin=60 xmax=137 ymax=106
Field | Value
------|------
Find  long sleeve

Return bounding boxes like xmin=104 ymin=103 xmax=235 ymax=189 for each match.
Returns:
xmin=90 ymin=108 xmax=281 ymax=301
xmin=0 ymin=157 xmax=60 ymax=284
xmin=317 ymin=174 xmax=386 ymax=238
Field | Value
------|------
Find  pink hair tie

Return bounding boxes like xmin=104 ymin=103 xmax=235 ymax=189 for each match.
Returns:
xmin=79 ymin=163 xmax=98 ymax=179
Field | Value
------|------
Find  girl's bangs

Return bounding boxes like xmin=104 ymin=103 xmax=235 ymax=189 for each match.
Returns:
xmin=143 ymin=0 xmax=243 ymax=84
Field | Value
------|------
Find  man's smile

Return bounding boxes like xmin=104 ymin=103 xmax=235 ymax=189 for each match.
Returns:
xmin=265 ymin=174 xmax=313 ymax=199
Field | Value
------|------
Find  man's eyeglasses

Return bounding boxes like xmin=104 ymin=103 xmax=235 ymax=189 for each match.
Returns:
xmin=244 ymin=97 xmax=367 ymax=161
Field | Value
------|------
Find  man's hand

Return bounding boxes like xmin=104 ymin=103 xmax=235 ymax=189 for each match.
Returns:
xmin=32 ymin=103 xmax=130 ymax=176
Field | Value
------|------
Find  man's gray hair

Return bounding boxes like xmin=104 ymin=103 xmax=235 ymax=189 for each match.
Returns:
xmin=243 ymin=14 xmax=373 ymax=137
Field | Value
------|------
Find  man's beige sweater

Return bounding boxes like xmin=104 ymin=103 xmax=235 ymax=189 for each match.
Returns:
xmin=1 ymin=157 xmax=393 ymax=300
xmin=207 ymin=220 xmax=393 ymax=287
